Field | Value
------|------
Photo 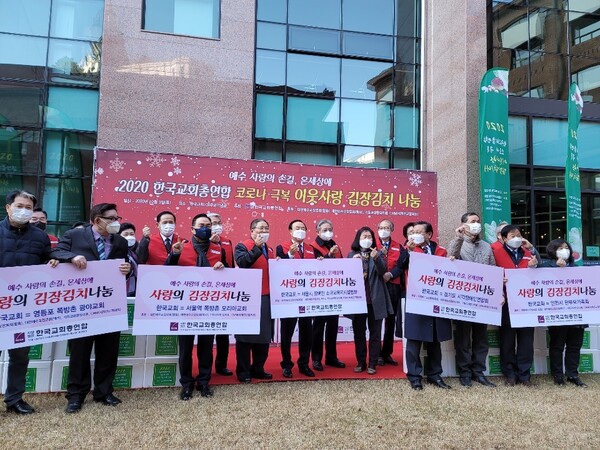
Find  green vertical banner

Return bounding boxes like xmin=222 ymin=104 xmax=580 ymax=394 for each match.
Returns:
xmin=566 ymin=83 xmax=584 ymax=265
xmin=478 ymin=68 xmax=510 ymax=243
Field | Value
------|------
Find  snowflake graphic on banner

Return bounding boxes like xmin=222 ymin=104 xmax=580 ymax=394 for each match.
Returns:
xmin=109 ymin=158 xmax=126 ymax=172
xmin=173 ymin=167 xmax=182 ymax=175
xmin=146 ymin=152 xmax=166 ymax=167
xmin=95 ymin=167 xmax=104 ymax=175
xmin=171 ymin=156 xmax=180 ymax=166
xmin=409 ymin=172 xmax=422 ymax=187
xmin=222 ymin=220 xmax=234 ymax=234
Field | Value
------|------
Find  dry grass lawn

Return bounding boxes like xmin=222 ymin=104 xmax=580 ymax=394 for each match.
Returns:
xmin=2 ymin=375 xmax=599 ymax=449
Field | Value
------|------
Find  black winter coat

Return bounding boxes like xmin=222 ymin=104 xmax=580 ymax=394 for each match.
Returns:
xmin=0 ymin=217 xmax=52 ymax=268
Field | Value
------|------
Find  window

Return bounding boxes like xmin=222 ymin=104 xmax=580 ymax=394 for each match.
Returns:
xmin=46 ymin=87 xmax=99 ymax=131
xmin=143 ymin=0 xmax=220 ymax=39
xmin=0 ymin=0 xmax=51 ymax=36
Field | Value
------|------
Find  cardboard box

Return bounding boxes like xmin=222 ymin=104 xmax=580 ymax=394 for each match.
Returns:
xmin=145 ymin=335 xmax=179 ymax=357
xmin=127 ymin=297 xmax=135 ymax=328
xmin=2 ymin=360 xmax=51 ymax=393
xmin=50 ymin=359 xmax=95 ymax=392
xmin=113 ymin=358 xmax=145 ymax=389
xmin=118 ymin=332 xmax=146 ymax=358
xmin=53 ymin=340 xmax=95 ymax=359
xmin=28 ymin=343 xmax=53 ymax=361
xmin=486 ymin=326 xmax=501 ymax=349
xmin=143 ymin=357 xmax=180 ymax=388
xmin=579 ymin=350 xmax=599 ymax=373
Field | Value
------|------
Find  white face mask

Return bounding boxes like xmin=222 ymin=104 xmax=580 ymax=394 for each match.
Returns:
xmin=320 ymin=231 xmax=334 ymax=242
xmin=125 ymin=236 xmax=137 ymax=247
xmin=506 ymin=237 xmax=522 ymax=249
xmin=378 ymin=229 xmax=391 ymax=239
xmin=468 ymin=223 xmax=482 ymax=235
xmin=556 ymin=248 xmax=570 ymax=260
xmin=292 ymin=229 xmax=306 ymax=240
xmin=211 ymin=225 xmax=223 ymax=235
xmin=106 ymin=221 xmax=120 ymax=234
xmin=409 ymin=233 xmax=425 ymax=245
xmin=259 ymin=232 xmax=269 ymax=243
xmin=160 ymin=223 xmax=175 ymax=237
xmin=360 ymin=239 xmax=373 ymax=249
xmin=11 ymin=207 xmax=33 ymax=224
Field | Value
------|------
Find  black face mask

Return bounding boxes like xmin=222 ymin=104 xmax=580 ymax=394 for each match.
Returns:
xmin=33 ymin=221 xmax=47 ymax=231
xmin=194 ymin=226 xmax=212 ymax=241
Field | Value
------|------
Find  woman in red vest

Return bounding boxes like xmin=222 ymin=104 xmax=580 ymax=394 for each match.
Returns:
xmin=492 ymin=224 xmax=538 ymax=387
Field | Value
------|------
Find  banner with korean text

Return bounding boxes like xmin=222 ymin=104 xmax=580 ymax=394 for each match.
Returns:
xmin=405 ymin=252 xmax=504 ymax=325
xmin=478 ymin=68 xmax=511 ymax=243
xmin=133 ymin=266 xmax=262 ymax=335
xmin=566 ymin=83 xmax=584 ymax=265
xmin=0 ymin=260 xmax=127 ymax=351
xmin=268 ymin=258 xmax=367 ymax=319
xmin=93 ymin=149 xmax=437 ymax=249
xmin=504 ymin=266 xmax=599 ymax=327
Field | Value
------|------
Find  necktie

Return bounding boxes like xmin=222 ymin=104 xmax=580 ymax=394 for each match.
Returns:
xmin=262 ymin=245 xmax=268 ymax=258
xmin=299 ymin=244 xmax=304 ymax=258
xmin=165 ymin=238 xmax=172 ymax=253
xmin=424 ymin=246 xmax=431 ymax=255
xmin=97 ymin=237 xmax=106 ymax=260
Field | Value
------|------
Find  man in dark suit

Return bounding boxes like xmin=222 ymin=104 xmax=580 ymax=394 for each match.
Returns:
xmin=51 ymin=203 xmax=131 ymax=413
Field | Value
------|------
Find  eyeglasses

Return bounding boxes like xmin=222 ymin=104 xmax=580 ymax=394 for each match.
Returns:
xmin=101 ymin=216 xmax=122 ymax=221
xmin=378 ymin=226 xmax=392 ymax=231
xmin=253 ymin=227 xmax=270 ymax=231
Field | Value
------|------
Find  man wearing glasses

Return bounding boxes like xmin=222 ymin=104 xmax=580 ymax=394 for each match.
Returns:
xmin=51 ymin=203 xmax=131 ymax=413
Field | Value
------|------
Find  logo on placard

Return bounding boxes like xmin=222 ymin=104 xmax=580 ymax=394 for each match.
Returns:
xmin=170 ymin=322 xmax=179 ymax=331
xmin=299 ymin=306 xmax=306 ymax=314
xmin=14 ymin=332 xmax=25 ymax=344
xmin=433 ymin=305 xmax=440 ymax=314
xmin=537 ymin=315 xmax=545 ymax=324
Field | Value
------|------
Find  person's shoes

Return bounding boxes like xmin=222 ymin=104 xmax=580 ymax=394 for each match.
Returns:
xmin=472 ymin=375 xmax=496 ymax=387
xmin=410 ymin=379 xmax=423 ymax=390
xmin=554 ymin=376 xmax=565 ymax=386
xmin=505 ymin=377 xmax=516 ymax=387
xmin=251 ymin=371 xmax=273 ymax=380
xmin=459 ymin=376 xmax=472 ymax=387
xmin=94 ymin=393 xmax=122 ymax=406
xmin=198 ymin=385 xmax=214 ymax=397
xmin=325 ymin=359 xmax=346 ymax=368
xmin=6 ymin=399 xmax=34 ymax=414
xmin=312 ymin=361 xmax=324 ymax=371
xmin=299 ymin=366 xmax=315 ymax=377
xmin=367 ymin=366 xmax=377 ymax=375
xmin=376 ymin=357 xmax=385 ymax=366
xmin=567 ymin=376 xmax=588 ymax=388
xmin=65 ymin=401 xmax=82 ymax=414
xmin=237 ymin=376 xmax=252 ymax=384
xmin=216 ymin=367 xmax=233 ymax=376
xmin=180 ymin=386 xmax=194 ymax=400
xmin=353 ymin=364 xmax=366 ymax=373
xmin=282 ymin=368 xmax=293 ymax=378
xmin=519 ymin=379 xmax=534 ymax=387
xmin=427 ymin=378 xmax=451 ymax=389
xmin=383 ymin=356 xmax=398 ymax=366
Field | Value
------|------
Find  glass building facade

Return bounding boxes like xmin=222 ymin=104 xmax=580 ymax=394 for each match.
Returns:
xmin=490 ymin=0 xmax=600 ymax=262
xmin=253 ymin=0 xmax=421 ymax=169
xmin=0 ymin=0 xmax=103 ymax=236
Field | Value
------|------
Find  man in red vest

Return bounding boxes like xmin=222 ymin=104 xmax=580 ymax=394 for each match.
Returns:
xmin=277 ymin=219 xmax=316 ymax=378
xmin=310 ymin=219 xmax=345 ymax=371
xmin=376 ymin=219 xmax=404 ymax=367
xmin=401 ymin=220 xmax=452 ymax=390
xmin=136 ymin=210 xmax=179 ymax=265
xmin=492 ymin=224 xmax=538 ymax=387
xmin=166 ymin=213 xmax=228 ymax=400
xmin=208 ymin=212 xmax=234 ymax=376
xmin=234 ymin=218 xmax=274 ymax=383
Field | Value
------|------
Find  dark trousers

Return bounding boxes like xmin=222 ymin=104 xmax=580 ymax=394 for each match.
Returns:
xmin=280 ymin=317 xmax=312 ymax=369
xmin=311 ymin=315 xmax=340 ymax=363
xmin=215 ymin=335 xmax=230 ymax=370
xmin=405 ymin=339 xmax=443 ymax=382
xmin=66 ymin=331 xmax=120 ymax=402
xmin=235 ymin=341 xmax=270 ymax=378
xmin=454 ymin=320 xmax=489 ymax=377
xmin=548 ymin=326 xmax=584 ymax=378
xmin=352 ymin=304 xmax=382 ymax=368
xmin=2 ymin=346 xmax=30 ymax=406
xmin=381 ymin=283 xmax=401 ymax=358
xmin=499 ymin=304 xmax=534 ymax=381
xmin=178 ymin=334 xmax=214 ymax=388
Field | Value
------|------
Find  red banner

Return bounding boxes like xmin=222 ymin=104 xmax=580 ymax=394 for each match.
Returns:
xmin=93 ymin=149 xmax=437 ymax=252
